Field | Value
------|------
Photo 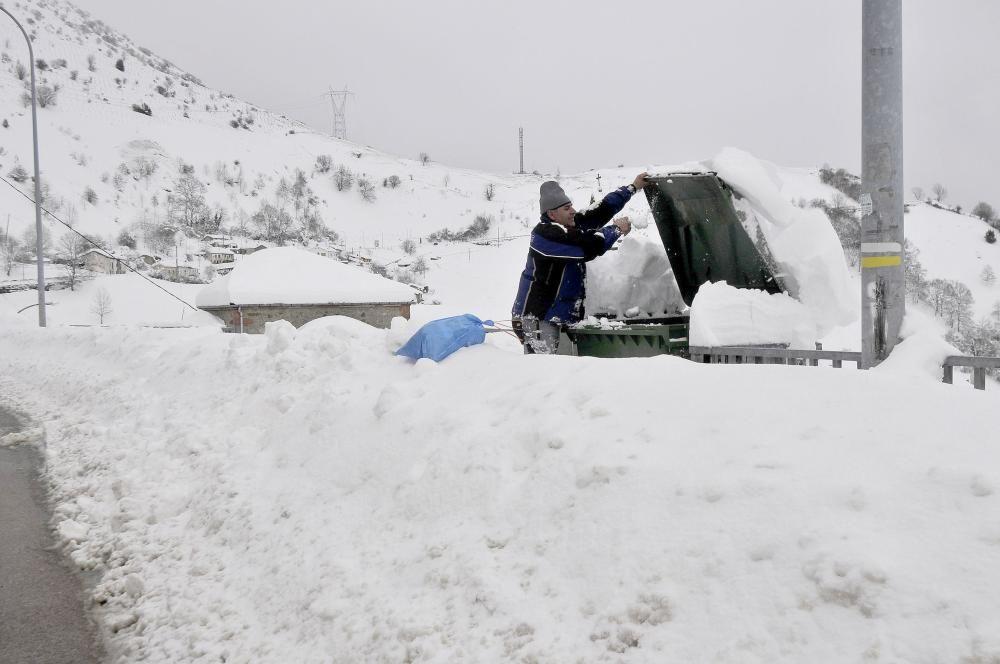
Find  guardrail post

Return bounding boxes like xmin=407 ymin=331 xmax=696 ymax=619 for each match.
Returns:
xmin=942 ymin=364 xmax=953 ymax=384
xmin=974 ymin=368 xmax=986 ymax=391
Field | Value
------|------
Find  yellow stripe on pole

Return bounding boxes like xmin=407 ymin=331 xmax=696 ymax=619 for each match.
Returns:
xmin=861 ymin=255 xmax=902 ymax=269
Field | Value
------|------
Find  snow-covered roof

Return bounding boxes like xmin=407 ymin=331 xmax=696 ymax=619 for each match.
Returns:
xmin=80 ymin=248 xmax=116 ymax=259
xmin=196 ymin=247 xmax=415 ymax=307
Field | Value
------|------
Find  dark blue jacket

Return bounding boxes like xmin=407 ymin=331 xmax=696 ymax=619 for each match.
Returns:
xmin=512 ymin=186 xmax=634 ymax=325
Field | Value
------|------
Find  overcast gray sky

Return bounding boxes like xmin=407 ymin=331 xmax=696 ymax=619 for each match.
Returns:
xmin=69 ymin=0 xmax=999 ymax=209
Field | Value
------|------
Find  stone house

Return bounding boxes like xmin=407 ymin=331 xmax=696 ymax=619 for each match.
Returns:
xmin=196 ymin=247 xmax=415 ymax=334
xmin=80 ymin=248 xmax=125 ymax=274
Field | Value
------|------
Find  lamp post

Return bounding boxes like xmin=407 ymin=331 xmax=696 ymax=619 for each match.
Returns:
xmin=1 ymin=6 xmax=46 ymax=326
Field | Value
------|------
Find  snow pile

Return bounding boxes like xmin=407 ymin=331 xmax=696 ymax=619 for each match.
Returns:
xmin=585 ymin=235 xmax=685 ymax=318
xmin=196 ymin=248 xmax=416 ymax=307
xmin=710 ymin=147 xmax=857 ymax=333
xmin=689 ymin=281 xmax=817 ymax=347
xmin=2 ymin=315 xmax=999 ymax=663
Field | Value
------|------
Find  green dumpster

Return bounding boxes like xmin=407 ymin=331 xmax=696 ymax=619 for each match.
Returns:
xmin=570 ymin=171 xmax=780 ymax=360
xmin=568 ymin=316 xmax=690 ymax=359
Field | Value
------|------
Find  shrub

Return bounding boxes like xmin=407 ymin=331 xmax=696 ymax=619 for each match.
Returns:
xmin=419 ymin=152 xmax=430 ymax=165
xmin=117 ymin=229 xmax=136 ymax=249
xmin=987 ymin=229 xmax=997 ymax=244
xmin=2 ymin=119 xmax=8 ymax=129
xmin=358 ymin=177 xmax=376 ymax=202
xmin=69 ymin=70 xmax=78 ymax=81
xmin=818 ymin=166 xmax=862 ymax=201
xmin=15 ymin=61 xmax=26 ymax=80
xmin=115 ymin=58 xmax=124 ymax=72
xmin=387 ymin=174 xmax=401 ymax=189
xmin=35 ymin=85 xmax=57 ymax=108
xmin=35 ymin=58 xmax=48 ymax=71
xmin=87 ymin=54 xmax=96 ymax=72
xmin=972 ymin=202 xmax=996 ymax=223
xmin=401 ymin=239 xmax=416 ymax=255
xmin=83 ymin=187 xmax=97 ymax=204
xmin=315 ymin=155 xmax=332 ymax=174
xmin=8 ymin=165 xmax=29 ymax=183
xmin=484 ymin=183 xmax=496 ymax=201
xmin=427 ymin=215 xmax=494 ymax=243
xmin=131 ymin=102 xmax=152 ymax=116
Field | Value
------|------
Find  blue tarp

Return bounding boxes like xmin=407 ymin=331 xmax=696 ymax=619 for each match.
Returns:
xmin=395 ymin=314 xmax=494 ymax=362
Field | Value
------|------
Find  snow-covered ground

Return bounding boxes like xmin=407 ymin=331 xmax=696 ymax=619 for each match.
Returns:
xmin=2 ymin=302 xmax=998 ymax=663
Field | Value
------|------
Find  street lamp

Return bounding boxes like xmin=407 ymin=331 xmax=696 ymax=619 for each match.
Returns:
xmin=1 ymin=6 xmax=47 ymax=326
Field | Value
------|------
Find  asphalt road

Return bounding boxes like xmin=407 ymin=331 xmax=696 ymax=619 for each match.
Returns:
xmin=0 ymin=404 xmax=105 ymax=664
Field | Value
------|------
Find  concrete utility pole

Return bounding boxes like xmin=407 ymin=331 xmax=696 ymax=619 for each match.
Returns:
xmin=1 ymin=6 xmax=46 ymax=326
xmin=327 ymin=87 xmax=353 ymax=140
xmin=518 ymin=127 xmax=525 ymax=174
xmin=860 ymin=0 xmax=904 ymax=368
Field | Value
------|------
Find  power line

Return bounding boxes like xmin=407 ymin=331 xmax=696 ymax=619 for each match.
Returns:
xmin=0 ymin=174 xmax=201 ymax=313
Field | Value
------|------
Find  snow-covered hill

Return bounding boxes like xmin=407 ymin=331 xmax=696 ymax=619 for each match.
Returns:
xmin=0 ymin=0 xmax=544 ymax=257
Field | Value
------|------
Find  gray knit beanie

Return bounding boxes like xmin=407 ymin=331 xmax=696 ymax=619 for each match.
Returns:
xmin=539 ymin=181 xmax=571 ymax=213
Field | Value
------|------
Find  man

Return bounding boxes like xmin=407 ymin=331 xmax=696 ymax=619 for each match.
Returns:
xmin=512 ymin=173 xmax=649 ymax=354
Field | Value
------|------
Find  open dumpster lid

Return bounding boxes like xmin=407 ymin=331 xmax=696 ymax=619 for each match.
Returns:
xmin=643 ymin=172 xmax=782 ymax=306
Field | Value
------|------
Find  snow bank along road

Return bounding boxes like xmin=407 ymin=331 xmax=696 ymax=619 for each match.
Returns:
xmin=1 ymin=317 xmax=998 ymax=663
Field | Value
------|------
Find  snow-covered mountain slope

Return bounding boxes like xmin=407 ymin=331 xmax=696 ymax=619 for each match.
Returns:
xmin=0 ymin=0 xmax=543 ymax=253
xmin=906 ymin=203 xmax=1000 ymax=318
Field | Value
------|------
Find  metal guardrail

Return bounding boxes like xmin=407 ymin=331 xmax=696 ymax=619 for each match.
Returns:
xmin=943 ymin=356 xmax=1000 ymax=391
xmin=691 ymin=347 xmax=998 ymax=391
xmin=688 ymin=346 xmax=864 ymax=368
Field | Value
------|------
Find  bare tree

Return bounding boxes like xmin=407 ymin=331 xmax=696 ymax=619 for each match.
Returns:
xmin=59 ymin=232 xmax=86 ymax=290
xmin=1 ymin=232 xmax=17 ymax=277
xmin=419 ymin=152 xmax=430 ymax=166
xmin=981 ymin=265 xmax=996 ymax=286
xmin=931 ymin=183 xmax=948 ymax=202
xmin=168 ymin=173 xmax=207 ymax=230
xmin=484 ymin=183 xmax=495 ymax=201
xmin=401 ymin=239 xmax=416 ymax=255
xmin=91 ymin=287 xmax=113 ymax=324
xmin=333 ymin=165 xmax=354 ymax=192
xmin=358 ymin=177 xmax=376 ymax=202
xmin=911 ymin=186 xmax=924 ymax=201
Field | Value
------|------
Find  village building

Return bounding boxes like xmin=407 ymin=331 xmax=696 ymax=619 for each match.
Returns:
xmin=196 ymin=247 xmax=415 ymax=333
xmin=205 ymin=248 xmax=236 ymax=265
xmin=153 ymin=263 xmax=200 ymax=282
xmin=80 ymin=248 xmax=125 ymax=274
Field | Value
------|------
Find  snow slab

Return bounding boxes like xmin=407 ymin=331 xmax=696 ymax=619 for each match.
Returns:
xmin=196 ymin=247 xmax=416 ymax=307
xmin=689 ymin=281 xmax=818 ymax=347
